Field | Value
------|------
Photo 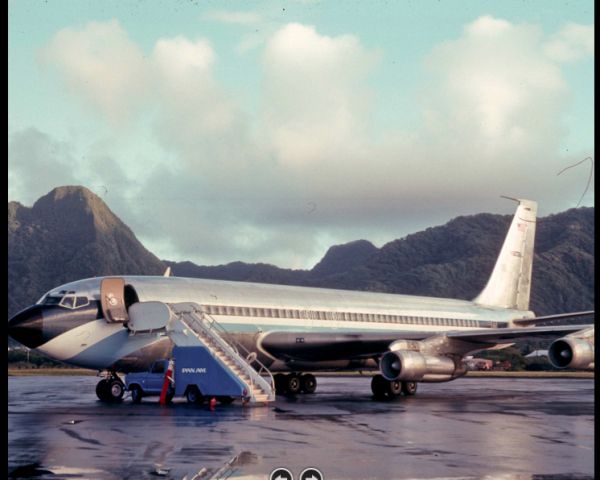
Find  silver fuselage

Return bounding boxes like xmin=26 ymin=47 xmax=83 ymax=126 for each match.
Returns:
xmin=27 ymin=276 xmax=532 ymax=373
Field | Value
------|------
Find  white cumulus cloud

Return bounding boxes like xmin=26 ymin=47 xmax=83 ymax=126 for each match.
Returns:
xmin=262 ymin=23 xmax=381 ymax=168
xmin=24 ymin=17 xmax=593 ymax=268
xmin=40 ymin=20 xmax=148 ymax=124
xmin=423 ymin=16 xmax=568 ymax=158
xmin=543 ymin=23 xmax=594 ymax=62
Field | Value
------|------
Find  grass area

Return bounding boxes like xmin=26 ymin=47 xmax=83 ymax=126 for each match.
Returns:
xmin=7 ymin=366 xmax=593 ymax=379
xmin=464 ymin=370 xmax=594 ymax=379
xmin=8 ymin=367 xmax=98 ymax=376
xmin=303 ymin=371 xmax=594 ymax=379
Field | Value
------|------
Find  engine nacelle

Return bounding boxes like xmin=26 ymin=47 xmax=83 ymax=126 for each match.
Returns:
xmin=548 ymin=337 xmax=594 ymax=369
xmin=380 ymin=350 xmax=465 ymax=383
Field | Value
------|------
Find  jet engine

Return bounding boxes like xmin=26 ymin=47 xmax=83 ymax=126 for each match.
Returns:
xmin=548 ymin=333 xmax=594 ymax=370
xmin=380 ymin=350 xmax=465 ymax=382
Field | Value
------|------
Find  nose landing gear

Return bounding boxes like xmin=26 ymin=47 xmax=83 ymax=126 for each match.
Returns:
xmin=96 ymin=373 xmax=125 ymax=403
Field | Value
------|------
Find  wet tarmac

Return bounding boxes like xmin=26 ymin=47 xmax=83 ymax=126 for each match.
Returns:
xmin=8 ymin=376 xmax=594 ymax=480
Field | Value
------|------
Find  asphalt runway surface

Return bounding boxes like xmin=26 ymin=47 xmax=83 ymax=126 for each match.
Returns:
xmin=8 ymin=376 xmax=594 ymax=480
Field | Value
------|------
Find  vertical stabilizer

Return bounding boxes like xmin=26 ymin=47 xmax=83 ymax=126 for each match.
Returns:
xmin=473 ymin=198 xmax=537 ymax=311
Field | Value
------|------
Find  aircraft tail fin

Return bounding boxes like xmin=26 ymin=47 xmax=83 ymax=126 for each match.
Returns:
xmin=473 ymin=197 xmax=537 ymax=311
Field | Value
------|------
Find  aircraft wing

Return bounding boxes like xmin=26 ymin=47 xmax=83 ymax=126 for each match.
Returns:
xmin=259 ymin=325 xmax=594 ymax=362
xmin=445 ymin=324 xmax=593 ymax=344
xmin=512 ymin=310 xmax=594 ymax=326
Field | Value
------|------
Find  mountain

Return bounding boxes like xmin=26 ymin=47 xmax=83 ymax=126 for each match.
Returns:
xmin=163 ymin=240 xmax=378 ymax=287
xmin=8 ymin=186 xmax=165 ymax=317
xmin=163 ymin=260 xmax=311 ymax=285
xmin=8 ymin=186 xmax=594 ymax=321
xmin=529 ymin=208 xmax=595 ymax=315
xmin=311 ymin=208 xmax=594 ymax=315
xmin=311 ymin=240 xmax=378 ymax=278
xmin=168 ymin=209 xmax=594 ymax=316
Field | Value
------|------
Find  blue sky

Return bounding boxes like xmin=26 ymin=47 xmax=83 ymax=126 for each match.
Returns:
xmin=8 ymin=0 xmax=594 ymax=268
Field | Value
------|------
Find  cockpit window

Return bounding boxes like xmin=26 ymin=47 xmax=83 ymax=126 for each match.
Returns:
xmin=38 ymin=289 xmax=91 ymax=309
xmin=60 ymin=295 xmax=75 ymax=308
xmin=75 ymin=296 xmax=90 ymax=308
xmin=55 ymin=294 xmax=91 ymax=309
xmin=42 ymin=295 xmax=63 ymax=306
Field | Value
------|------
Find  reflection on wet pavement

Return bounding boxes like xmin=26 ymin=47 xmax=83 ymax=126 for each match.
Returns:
xmin=8 ymin=376 xmax=594 ymax=479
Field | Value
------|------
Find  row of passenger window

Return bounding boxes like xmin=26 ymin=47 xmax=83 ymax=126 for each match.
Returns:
xmin=202 ymin=304 xmax=492 ymax=328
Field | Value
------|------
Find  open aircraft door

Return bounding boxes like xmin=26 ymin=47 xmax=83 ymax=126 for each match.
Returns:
xmin=100 ymin=278 xmax=129 ymax=323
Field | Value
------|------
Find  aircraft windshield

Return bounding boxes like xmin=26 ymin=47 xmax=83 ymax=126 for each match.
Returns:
xmin=42 ymin=295 xmax=63 ymax=305
xmin=41 ymin=291 xmax=90 ymax=309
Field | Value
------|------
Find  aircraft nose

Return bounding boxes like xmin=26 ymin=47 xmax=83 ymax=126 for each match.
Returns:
xmin=8 ymin=305 xmax=46 ymax=349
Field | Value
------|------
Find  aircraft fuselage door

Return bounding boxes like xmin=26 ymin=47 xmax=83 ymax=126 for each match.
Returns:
xmin=100 ymin=278 xmax=129 ymax=323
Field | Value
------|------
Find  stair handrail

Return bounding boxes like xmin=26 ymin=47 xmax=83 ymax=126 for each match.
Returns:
xmin=170 ymin=303 xmax=274 ymax=400
xmin=203 ymin=311 xmax=276 ymax=398
xmin=178 ymin=313 xmax=257 ymax=399
xmin=183 ymin=312 xmax=274 ymax=400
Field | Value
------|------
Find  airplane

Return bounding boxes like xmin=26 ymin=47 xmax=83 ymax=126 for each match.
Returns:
xmin=8 ymin=198 xmax=594 ymax=403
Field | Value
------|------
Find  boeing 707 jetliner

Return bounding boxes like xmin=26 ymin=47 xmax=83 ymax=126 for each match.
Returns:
xmin=8 ymin=198 xmax=594 ymax=403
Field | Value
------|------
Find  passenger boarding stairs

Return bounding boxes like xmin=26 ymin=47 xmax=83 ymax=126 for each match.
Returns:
xmin=166 ymin=302 xmax=275 ymax=404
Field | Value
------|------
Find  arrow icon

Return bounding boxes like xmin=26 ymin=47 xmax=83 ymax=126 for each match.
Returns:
xmin=300 ymin=468 xmax=323 ymax=480
xmin=270 ymin=467 xmax=293 ymax=480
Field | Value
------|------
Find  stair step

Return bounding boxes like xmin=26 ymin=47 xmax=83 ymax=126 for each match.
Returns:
xmin=171 ymin=308 xmax=276 ymax=400
xmin=253 ymin=395 xmax=271 ymax=402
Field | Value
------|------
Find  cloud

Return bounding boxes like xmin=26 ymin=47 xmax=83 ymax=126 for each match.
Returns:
xmin=40 ymin=20 xmax=148 ymax=124
xmin=236 ymin=33 xmax=267 ymax=55
xmin=424 ymin=16 xmax=567 ymax=153
xmin=149 ymin=36 xmax=242 ymax=164
xmin=22 ymin=18 xmax=593 ymax=269
xmin=543 ymin=23 xmax=594 ymax=62
xmin=262 ymin=23 xmax=380 ymax=168
xmin=202 ymin=10 xmax=262 ymax=25
xmin=7 ymin=128 xmax=140 ymax=235
xmin=41 ymin=20 xmax=244 ymax=170
xmin=8 ymin=129 xmax=80 ymax=205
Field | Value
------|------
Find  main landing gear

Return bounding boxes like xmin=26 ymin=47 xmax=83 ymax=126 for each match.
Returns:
xmin=274 ymin=373 xmax=317 ymax=395
xmin=96 ymin=372 xmax=125 ymax=403
xmin=371 ymin=374 xmax=417 ymax=400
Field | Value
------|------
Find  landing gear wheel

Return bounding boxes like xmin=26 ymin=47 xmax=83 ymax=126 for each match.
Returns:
xmin=300 ymin=374 xmax=317 ymax=394
xmin=96 ymin=375 xmax=124 ymax=402
xmin=386 ymin=380 xmax=402 ymax=397
xmin=216 ymin=396 xmax=235 ymax=405
xmin=107 ymin=379 xmax=125 ymax=402
xmin=402 ymin=381 xmax=417 ymax=396
xmin=286 ymin=374 xmax=302 ymax=395
xmin=186 ymin=387 xmax=204 ymax=405
xmin=130 ymin=385 xmax=143 ymax=403
xmin=96 ymin=379 xmax=110 ymax=401
xmin=371 ymin=374 xmax=389 ymax=400
xmin=274 ymin=374 xmax=287 ymax=395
